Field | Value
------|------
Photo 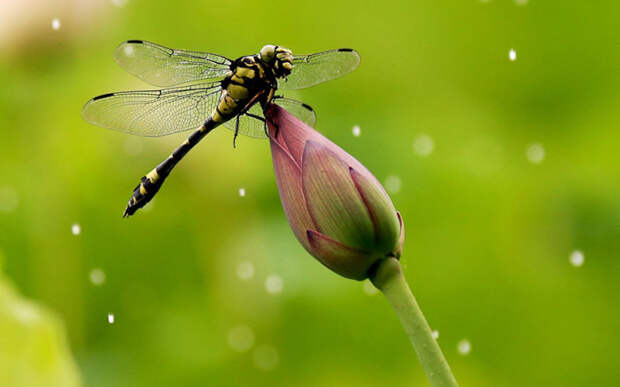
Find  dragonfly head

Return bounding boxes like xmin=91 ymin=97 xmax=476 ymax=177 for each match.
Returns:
xmin=260 ymin=45 xmax=293 ymax=78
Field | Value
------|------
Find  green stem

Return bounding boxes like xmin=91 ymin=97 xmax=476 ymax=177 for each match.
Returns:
xmin=369 ymin=257 xmax=458 ymax=387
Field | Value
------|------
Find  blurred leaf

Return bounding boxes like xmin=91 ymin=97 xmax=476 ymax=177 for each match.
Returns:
xmin=0 ymin=256 xmax=81 ymax=387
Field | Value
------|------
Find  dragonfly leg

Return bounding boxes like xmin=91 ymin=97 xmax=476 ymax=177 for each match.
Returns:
xmin=245 ymin=113 xmax=269 ymax=138
xmin=233 ymin=115 xmax=241 ymax=148
xmin=267 ymin=115 xmax=280 ymax=138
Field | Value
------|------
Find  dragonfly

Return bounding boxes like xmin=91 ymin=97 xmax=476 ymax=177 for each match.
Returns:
xmin=82 ymin=40 xmax=360 ymax=217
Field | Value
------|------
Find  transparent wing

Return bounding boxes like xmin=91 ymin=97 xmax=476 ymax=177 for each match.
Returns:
xmin=114 ymin=40 xmax=232 ymax=87
xmin=273 ymin=98 xmax=316 ymax=127
xmin=223 ymin=104 xmax=267 ymax=139
xmin=82 ymin=82 xmax=222 ymax=137
xmin=278 ymin=49 xmax=360 ymax=90
xmin=221 ymin=98 xmax=317 ymax=140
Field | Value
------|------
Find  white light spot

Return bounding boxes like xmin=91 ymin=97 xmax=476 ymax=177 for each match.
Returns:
xmin=51 ymin=18 xmax=61 ymax=30
xmin=363 ymin=280 xmax=379 ymax=295
xmin=526 ymin=143 xmax=545 ymax=164
xmin=111 ymin=0 xmax=129 ymax=7
xmin=569 ymin=250 xmax=585 ymax=267
xmin=509 ymin=49 xmax=517 ymax=61
xmin=123 ymin=137 xmax=143 ymax=156
xmin=457 ymin=339 xmax=471 ymax=355
xmin=413 ymin=133 xmax=434 ymax=156
xmin=228 ymin=325 xmax=255 ymax=352
xmin=352 ymin=125 xmax=361 ymax=137
xmin=71 ymin=223 xmax=81 ymax=235
xmin=0 ymin=187 xmax=19 ymax=213
xmin=237 ymin=261 xmax=254 ymax=280
xmin=89 ymin=268 xmax=106 ymax=286
xmin=107 ymin=313 xmax=115 ymax=324
xmin=384 ymin=175 xmax=402 ymax=194
xmin=514 ymin=0 xmax=528 ymax=5
xmin=432 ymin=330 xmax=440 ymax=340
xmin=123 ymin=44 xmax=134 ymax=57
xmin=238 ymin=187 xmax=246 ymax=197
xmin=253 ymin=345 xmax=279 ymax=371
xmin=13 ymin=303 xmax=39 ymax=325
xmin=265 ymin=274 xmax=283 ymax=294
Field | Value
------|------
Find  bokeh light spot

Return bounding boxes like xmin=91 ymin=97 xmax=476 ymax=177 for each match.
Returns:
xmin=265 ymin=274 xmax=283 ymax=294
xmin=89 ymin=268 xmax=106 ymax=286
xmin=526 ymin=143 xmax=545 ymax=164
xmin=111 ymin=0 xmax=129 ymax=7
xmin=123 ymin=44 xmax=134 ymax=57
xmin=253 ymin=345 xmax=279 ymax=371
xmin=237 ymin=261 xmax=254 ymax=280
xmin=569 ymin=250 xmax=585 ymax=267
xmin=71 ymin=223 xmax=81 ymax=236
xmin=509 ymin=49 xmax=517 ymax=61
xmin=457 ymin=339 xmax=471 ymax=355
xmin=413 ymin=133 xmax=434 ymax=156
xmin=384 ymin=175 xmax=402 ymax=194
xmin=228 ymin=325 xmax=255 ymax=353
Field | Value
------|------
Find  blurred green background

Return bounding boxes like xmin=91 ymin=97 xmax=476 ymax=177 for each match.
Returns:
xmin=1 ymin=0 xmax=619 ymax=386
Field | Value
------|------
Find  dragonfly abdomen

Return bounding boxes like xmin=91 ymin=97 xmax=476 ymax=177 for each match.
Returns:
xmin=123 ymin=117 xmax=220 ymax=217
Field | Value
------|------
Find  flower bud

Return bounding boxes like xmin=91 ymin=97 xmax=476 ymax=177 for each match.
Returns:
xmin=266 ymin=104 xmax=405 ymax=280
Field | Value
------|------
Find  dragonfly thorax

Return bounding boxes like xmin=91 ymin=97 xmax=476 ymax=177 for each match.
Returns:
xmin=259 ymin=45 xmax=293 ymax=78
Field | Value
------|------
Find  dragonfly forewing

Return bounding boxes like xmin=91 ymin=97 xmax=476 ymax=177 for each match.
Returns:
xmin=115 ymin=40 xmax=232 ymax=87
xmin=278 ymin=48 xmax=360 ymax=90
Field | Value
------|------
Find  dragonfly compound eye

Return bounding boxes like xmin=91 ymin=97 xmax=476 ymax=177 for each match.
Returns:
xmin=259 ymin=45 xmax=276 ymax=63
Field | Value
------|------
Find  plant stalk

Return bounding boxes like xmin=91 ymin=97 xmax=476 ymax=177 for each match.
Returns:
xmin=369 ymin=257 xmax=458 ymax=386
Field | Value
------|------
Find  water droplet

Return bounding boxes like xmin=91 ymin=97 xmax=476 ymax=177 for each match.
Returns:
xmin=509 ymin=49 xmax=517 ymax=61
xmin=432 ymin=330 xmax=440 ymax=340
xmin=384 ymin=175 xmax=402 ymax=194
xmin=0 ymin=187 xmax=19 ymax=213
xmin=238 ymin=187 xmax=246 ymax=197
xmin=228 ymin=325 xmax=255 ymax=352
xmin=253 ymin=345 xmax=279 ymax=371
xmin=89 ymin=268 xmax=106 ymax=285
xmin=237 ymin=261 xmax=254 ymax=280
xmin=526 ymin=143 xmax=545 ymax=164
xmin=413 ymin=133 xmax=434 ymax=156
xmin=111 ymin=0 xmax=129 ymax=7
xmin=71 ymin=223 xmax=81 ymax=235
xmin=123 ymin=137 xmax=143 ymax=156
xmin=265 ymin=274 xmax=283 ymax=294
xmin=457 ymin=339 xmax=471 ymax=355
xmin=352 ymin=125 xmax=361 ymax=137
xmin=107 ymin=313 xmax=115 ymax=324
xmin=51 ymin=18 xmax=61 ymax=31
xmin=569 ymin=250 xmax=585 ymax=267
xmin=363 ymin=280 xmax=379 ymax=295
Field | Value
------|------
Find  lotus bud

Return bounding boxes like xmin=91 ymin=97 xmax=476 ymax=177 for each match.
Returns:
xmin=265 ymin=104 xmax=405 ymax=280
